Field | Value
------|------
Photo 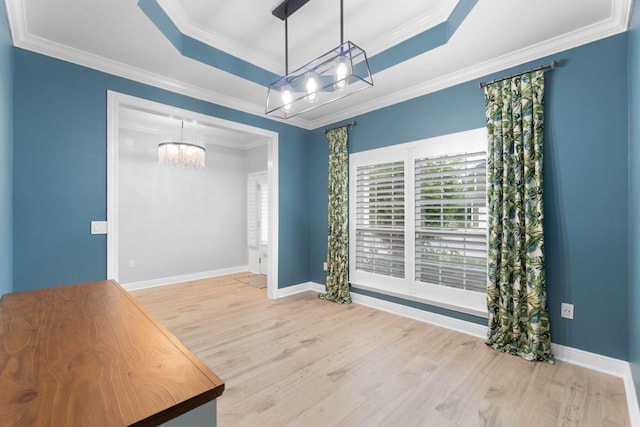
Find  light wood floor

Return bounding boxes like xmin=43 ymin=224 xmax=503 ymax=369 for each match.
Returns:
xmin=131 ymin=273 xmax=630 ymax=427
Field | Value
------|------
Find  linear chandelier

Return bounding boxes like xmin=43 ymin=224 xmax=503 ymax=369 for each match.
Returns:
xmin=158 ymin=121 xmax=206 ymax=169
xmin=265 ymin=0 xmax=373 ymax=119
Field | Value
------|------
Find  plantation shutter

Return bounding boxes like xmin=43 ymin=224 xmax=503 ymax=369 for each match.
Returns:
xmin=247 ymin=175 xmax=258 ymax=248
xmin=414 ymin=151 xmax=487 ymax=292
xmin=355 ymin=160 xmax=405 ymax=278
xmin=260 ymin=183 xmax=268 ymax=244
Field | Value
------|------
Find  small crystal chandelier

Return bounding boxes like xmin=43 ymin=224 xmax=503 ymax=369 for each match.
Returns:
xmin=265 ymin=0 xmax=373 ymax=119
xmin=158 ymin=121 xmax=206 ymax=169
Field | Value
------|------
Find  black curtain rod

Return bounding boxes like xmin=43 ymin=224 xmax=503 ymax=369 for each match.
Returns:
xmin=324 ymin=121 xmax=356 ymax=134
xmin=479 ymin=60 xmax=558 ymax=89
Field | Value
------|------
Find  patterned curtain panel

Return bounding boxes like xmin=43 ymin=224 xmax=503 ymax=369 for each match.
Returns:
xmin=319 ymin=127 xmax=352 ymax=304
xmin=484 ymin=70 xmax=553 ymax=362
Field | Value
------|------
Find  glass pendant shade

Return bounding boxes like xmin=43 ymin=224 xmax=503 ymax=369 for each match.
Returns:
xmin=266 ymin=41 xmax=373 ymax=119
xmin=281 ymin=84 xmax=293 ymax=112
xmin=158 ymin=123 xmax=206 ymax=169
xmin=334 ymin=54 xmax=351 ymax=91
xmin=305 ymin=71 xmax=319 ymax=103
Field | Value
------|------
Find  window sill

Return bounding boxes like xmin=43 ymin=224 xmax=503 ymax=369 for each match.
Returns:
xmin=350 ymin=282 xmax=488 ymax=319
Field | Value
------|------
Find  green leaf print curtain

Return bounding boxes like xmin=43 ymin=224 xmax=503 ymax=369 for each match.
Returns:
xmin=319 ymin=127 xmax=352 ymax=304
xmin=484 ymin=70 xmax=553 ymax=362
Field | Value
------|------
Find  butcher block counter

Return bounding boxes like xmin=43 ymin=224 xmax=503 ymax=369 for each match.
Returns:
xmin=0 ymin=280 xmax=224 ymax=426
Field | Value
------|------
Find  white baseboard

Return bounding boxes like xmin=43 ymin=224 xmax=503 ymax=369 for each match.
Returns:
xmin=120 ymin=265 xmax=249 ymax=291
xmin=624 ymin=364 xmax=640 ymax=427
xmin=129 ymin=273 xmax=639 ymax=425
xmin=309 ymin=282 xmax=326 ymax=293
xmin=295 ymin=281 xmax=639 ymax=426
xmin=272 ymin=281 xmax=326 ymax=298
xmin=549 ymin=343 xmax=639 ymax=426
xmin=550 ymin=343 xmax=629 ymax=376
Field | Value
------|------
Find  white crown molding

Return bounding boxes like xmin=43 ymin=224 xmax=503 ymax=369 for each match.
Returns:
xmin=613 ymin=0 xmax=633 ymax=28
xmin=119 ymin=120 xmax=160 ymax=135
xmin=3 ymin=0 xmax=632 ymax=131
xmin=243 ymin=140 xmax=269 ymax=151
xmin=304 ymin=1 xmax=631 ymax=129
xmin=156 ymin=0 xmax=459 ymax=74
xmin=3 ymin=0 xmax=24 ymax=45
xmin=4 ymin=0 xmax=310 ymax=129
xmin=156 ymin=0 xmax=282 ymax=73
xmin=364 ymin=0 xmax=458 ymax=57
xmin=19 ymin=32 xmax=308 ymax=129
xmin=119 ymin=119 xmax=268 ymax=151
xmin=12 ymin=34 xmax=257 ymax=115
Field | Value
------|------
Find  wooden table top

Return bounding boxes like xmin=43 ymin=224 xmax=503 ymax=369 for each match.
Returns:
xmin=0 ymin=280 xmax=224 ymax=426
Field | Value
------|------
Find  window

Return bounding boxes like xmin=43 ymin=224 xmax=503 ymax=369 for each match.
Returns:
xmin=355 ymin=160 xmax=405 ymax=278
xmin=349 ymin=129 xmax=488 ymax=316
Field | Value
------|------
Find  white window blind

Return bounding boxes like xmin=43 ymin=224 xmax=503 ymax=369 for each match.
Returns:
xmin=247 ymin=175 xmax=258 ymax=248
xmin=355 ymin=161 xmax=405 ymax=278
xmin=260 ymin=183 xmax=268 ymax=245
xmin=349 ymin=128 xmax=488 ymax=316
xmin=414 ymin=151 xmax=487 ymax=292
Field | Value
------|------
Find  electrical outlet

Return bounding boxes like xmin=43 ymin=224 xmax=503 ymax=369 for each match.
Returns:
xmin=323 ymin=262 xmax=328 ymax=271
xmin=128 ymin=260 xmax=135 ymax=269
xmin=561 ymin=303 xmax=574 ymax=319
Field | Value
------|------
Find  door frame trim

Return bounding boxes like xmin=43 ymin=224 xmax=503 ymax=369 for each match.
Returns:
xmin=106 ymin=91 xmax=280 ymax=298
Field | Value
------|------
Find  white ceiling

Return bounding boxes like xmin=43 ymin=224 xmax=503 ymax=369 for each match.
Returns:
xmin=4 ymin=0 xmax=632 ymax=130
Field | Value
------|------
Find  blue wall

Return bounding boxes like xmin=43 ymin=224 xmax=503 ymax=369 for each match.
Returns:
xmin=7 ymin=14 xmax=635 ymax=365
xmin=628 ymin=0 xmax=640 ymax=407
xmin=310 ymin=34 xmax=630 ymax=359
xmin=0 ymin=3 xmax=12 ymax=297
xmin=13 ymin=49 xmax=309 ymax=292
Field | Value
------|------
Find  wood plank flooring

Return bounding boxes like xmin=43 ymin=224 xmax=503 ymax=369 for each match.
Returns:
xmin=130 ymin=273 xmax=630 ymax=427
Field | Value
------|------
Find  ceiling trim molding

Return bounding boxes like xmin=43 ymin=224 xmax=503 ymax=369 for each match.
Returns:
xmin=4 ymin=0 xmax=310 ymax=128
xmin=137 ymin=0 xmax=279 ymax=86
xmin=144 ymin=0 xmax=476 ymax=85
xmin=13 ymin=34 xmax=270 ymax=118
xmin=3 ymin=0 xmax=26 ymax=44
xmin=119 ymin=120 xmax=160 ymax=135
xmin=154 ymin=0 xmax=460 ymax=74
xmin=365 ymin=0 xmax=458 ymax=57
xmin=156 ymin=0 xmax=283 ymax=73
xmin=5 ymin=0 xmax=632 ymax=131
xmin=303 ymin=2 xmax=632 ymax=129
xmin=368 ymin=0 xmax=477 ymax=74
xmin=120 ymin=119 xmax=267 ymax=151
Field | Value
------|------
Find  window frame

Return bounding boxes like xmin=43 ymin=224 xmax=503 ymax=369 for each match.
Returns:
xmin=349 ymin=128 xmax=488 ymax=317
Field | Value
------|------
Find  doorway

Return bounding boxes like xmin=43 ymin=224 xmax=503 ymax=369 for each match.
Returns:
xmin=106 ymin=91 xmax=279 ymax=298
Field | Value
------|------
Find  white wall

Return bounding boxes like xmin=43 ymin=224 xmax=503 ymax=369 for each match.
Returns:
xmin=118 ymin=128 xmax=253 ymax=283
xmin=246 ymin=144 xmax=268 ymax=174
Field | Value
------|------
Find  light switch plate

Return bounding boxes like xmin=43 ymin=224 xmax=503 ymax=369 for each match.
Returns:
xmin=91 ymin=221 xmax=108 ymax=235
